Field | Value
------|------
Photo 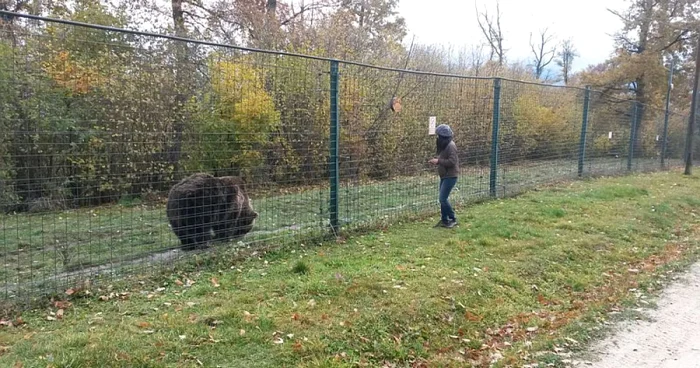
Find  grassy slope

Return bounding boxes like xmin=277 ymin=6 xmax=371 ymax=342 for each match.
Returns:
xmin=1 ymin=170 xmax=699 ymax=367
xmin=0 ymin=157 xmax=665 ymax=293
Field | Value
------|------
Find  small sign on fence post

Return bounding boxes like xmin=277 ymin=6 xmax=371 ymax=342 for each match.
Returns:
xmin=609 ymin=131 xmax=613 ymax=139
xmin=429 ymin=116 xmax=436 ymax=135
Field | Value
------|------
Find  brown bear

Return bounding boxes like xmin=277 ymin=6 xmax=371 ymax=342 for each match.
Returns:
xmin=166 ymin=173 xmax=257 ymax=251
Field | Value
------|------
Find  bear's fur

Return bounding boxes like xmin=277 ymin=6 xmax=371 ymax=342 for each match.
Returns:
xmin=166 ymin=173 xmax=257 ymax=251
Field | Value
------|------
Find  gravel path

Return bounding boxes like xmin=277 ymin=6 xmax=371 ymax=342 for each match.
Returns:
xmin=574 ymin=263 xmax=700 ymax=368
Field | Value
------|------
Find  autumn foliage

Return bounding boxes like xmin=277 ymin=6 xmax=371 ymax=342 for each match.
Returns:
xmin=0 ymin=0 xmax=692 ymax=211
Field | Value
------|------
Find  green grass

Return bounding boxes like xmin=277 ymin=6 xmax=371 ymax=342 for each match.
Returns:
xmin=0 ymin=169 xmax=698 ymax=367
xmin=0 ymin=156 xmax=677 ymax=299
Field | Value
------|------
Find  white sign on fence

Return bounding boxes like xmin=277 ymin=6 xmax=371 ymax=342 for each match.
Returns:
xmin=609 ymin=131 xmax=613 ymax=139
xmin=429 ymin=116 xmax=436 ymax=135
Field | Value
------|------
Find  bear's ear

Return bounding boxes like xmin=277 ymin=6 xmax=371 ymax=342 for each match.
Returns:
xmin=238 ymin=177 xmax=250 ymax=192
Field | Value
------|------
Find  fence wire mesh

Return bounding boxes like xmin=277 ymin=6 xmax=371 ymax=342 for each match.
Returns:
xmin=497 ymin=80 xmax=584 ymax=196
xmin=0 ymin=13 xmax=692 ymax=304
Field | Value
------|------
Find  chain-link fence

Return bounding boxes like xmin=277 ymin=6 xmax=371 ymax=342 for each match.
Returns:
xmin=0 ymin=12 xmax=692 ymax=304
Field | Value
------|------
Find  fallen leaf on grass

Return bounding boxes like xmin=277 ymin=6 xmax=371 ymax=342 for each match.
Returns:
xmin=239 ymin=329 xmax=246 ymax=336
xmin=174 ymin=279 xmax=184 ymax=286
xmin=54 ymin=301 xmax=72 ymax=309
xmin=137 ymin=322 xmax=151 ymax=329
xmin=465 ymin=311 xmax=482 ymax=322
xmin=56 ymin=309 xmax=64 ymax=320
xmin=65 ymin=288 xmax=75 ymax=296
xmin=526 ymin=326 xmax=538 ymax=332
xmin=208 ymin=334 xmax=220 ymax=343
xmin=210 ymin=278 xmax=220 ymax=288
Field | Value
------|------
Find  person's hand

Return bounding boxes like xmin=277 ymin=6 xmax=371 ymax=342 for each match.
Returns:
xmin=429 ymin=158 xmax=438 ymax=165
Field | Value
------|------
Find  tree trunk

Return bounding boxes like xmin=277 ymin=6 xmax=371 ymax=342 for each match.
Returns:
xmin=630 ymin=0 xmax=653 ymax=154
xmin=266 ymin=0 xmax=277 ymax=13
xmin=633 ymin=78 xmax=647 ymax=154
xmin=168 ymin=0 xmax=188 ymax=178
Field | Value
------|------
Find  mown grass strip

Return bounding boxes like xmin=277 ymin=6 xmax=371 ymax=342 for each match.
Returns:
xmin=0 ymin=170 xmax=698 ymax=368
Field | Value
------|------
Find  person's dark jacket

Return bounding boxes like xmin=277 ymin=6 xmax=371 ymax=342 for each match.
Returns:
xmin=437 ymin=141 xmax=459 ymax=178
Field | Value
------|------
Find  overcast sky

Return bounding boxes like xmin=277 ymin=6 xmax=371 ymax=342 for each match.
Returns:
xmin=397 ymin=0 xmax=628 ymax=72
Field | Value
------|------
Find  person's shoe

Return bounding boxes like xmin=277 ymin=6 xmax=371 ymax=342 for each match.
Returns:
xmin=445 ymin=220 xmax=457 ymax=228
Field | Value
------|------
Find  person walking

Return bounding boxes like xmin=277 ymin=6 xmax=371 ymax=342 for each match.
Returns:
xmin=429 ymin=124 xmax=459 ymax=228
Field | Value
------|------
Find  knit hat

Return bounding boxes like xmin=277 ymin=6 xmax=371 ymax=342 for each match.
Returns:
xmin=436 ymin=124 xmax=453 ymax=138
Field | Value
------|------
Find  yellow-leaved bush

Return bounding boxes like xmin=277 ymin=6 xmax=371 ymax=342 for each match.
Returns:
xmin=510 ymin=93 xmax=579 ymax=159
xmin=42 ymin=50 xmax=103 ymax=95
xmin=186 ymin=58 xmax=281 ymax=177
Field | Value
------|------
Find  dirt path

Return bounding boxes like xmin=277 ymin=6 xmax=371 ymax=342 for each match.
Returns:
xmin=574 ymin=262 xmax=700 ymax=368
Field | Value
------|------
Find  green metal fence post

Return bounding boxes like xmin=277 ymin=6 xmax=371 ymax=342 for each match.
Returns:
xmin=329 ymin=60 xmax=340 ymax=234
xmin=489 ymin=78 xmax=502 ymax=197
xmin=628 ymin=101 xmax=639 ymax=171
xmin=578 ymin=86 xmax=591 ymax=177
xmin=661 ymin=58 xmax=675 ymax=168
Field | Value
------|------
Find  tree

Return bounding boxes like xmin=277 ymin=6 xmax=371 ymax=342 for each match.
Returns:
xmin=332 ymin=0 xmax=407 ymax=62
xmin=579 ymin=0 xmax=699 ymax=152
xmin=466 ymin=44 xmax=487 ymax=76
xmin=529 ymin=28 xmax=556 ymax=80
xmin=167 ymin=0 xmax=192 ymax=177
xmin=556 ymin=39 xmax=578 ymax=85
xmin=476 ymin=0 xmax=505 ymax=66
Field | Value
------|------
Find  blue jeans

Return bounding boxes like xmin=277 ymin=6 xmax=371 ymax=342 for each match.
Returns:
xmin=439 ymin=177 xmax=457 ymax=223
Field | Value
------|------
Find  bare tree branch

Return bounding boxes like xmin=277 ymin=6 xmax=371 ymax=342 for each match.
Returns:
xmin=556 ymin=38 xmax=578 ymax=85
xmin=658 ymin=29 xmax=692 ymax=52
xmin=281 ymin=2 xmax=331 ymax=26
xmin=475 ymin=0 xmax=505 ymax=66
xmin=529 ymin=27 xmax=556 ymax=79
